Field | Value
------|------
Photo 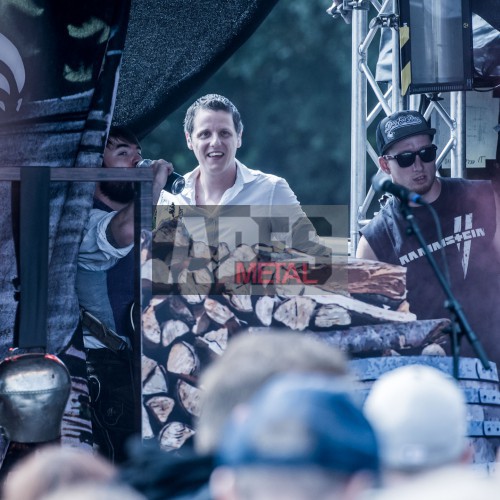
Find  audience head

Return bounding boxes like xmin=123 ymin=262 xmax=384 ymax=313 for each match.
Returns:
xmin=195 ymin=329 xmax=349 ymax=454
xmin=211 ymin=372 xmax=380 ymax=500
xmin=374 ymin=465 xmax=500 ymax=500
xmin=363 ymin=364 xmax=469 ymax=482
xmin=39 ymin=482 xmax=145 ymax=500
xmin=183 ymin=93 xmax=243 ymax=137
xmin=2 ymin=444 xmax=118 ymax=500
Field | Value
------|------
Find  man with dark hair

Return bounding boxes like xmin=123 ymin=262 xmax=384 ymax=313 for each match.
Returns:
xmin=356 ymin=110 xmax=500 ymax=363
xmin=76 ymin=126 xmax=171 ymax=462
xmin=157 ymin=94 xmax=321 ymax=253
xmin=183 ymin=93 xmax=243 ymax=139
xmin=163 ymin=93 xmax=291 ymax=210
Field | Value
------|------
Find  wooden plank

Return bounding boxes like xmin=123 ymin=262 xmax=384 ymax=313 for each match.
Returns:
xmin=0 ymin=167 xmax=154 ymax=182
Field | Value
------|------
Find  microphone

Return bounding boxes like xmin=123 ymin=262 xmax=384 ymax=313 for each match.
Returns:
xmin=372 ymin=173 xmax=423 ymax=204
xmin=136 ymin=159 xmax=185 ymax=195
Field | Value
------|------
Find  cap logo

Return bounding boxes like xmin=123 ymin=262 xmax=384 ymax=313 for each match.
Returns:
xmin=384 ymin=114 xmax=423 ymax=139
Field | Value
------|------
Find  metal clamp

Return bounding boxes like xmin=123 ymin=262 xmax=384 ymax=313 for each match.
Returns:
xmin=371 ymin=13 xmax=399 ymax=29
xmin=346 ymin=0 xmax=370 ymax=10
xmin=327 ymin=0 xmax=369 ymax=24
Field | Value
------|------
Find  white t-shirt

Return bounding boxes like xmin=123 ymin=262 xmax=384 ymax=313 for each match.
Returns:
xmin=78 ymin=209 xmax=133 ymax=271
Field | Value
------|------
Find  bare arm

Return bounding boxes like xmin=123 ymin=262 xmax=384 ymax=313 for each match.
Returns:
xmin=107 ymin=160 xmax=173 ymax=248
xmin=106 ymin=203 xmax=135 ymax=248
xmin=355 ymin=235 xmax=379 ymax=260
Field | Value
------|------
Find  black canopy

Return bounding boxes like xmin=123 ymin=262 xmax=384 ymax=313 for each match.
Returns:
xmin=114 ymin=0 xmax=280 ymax=138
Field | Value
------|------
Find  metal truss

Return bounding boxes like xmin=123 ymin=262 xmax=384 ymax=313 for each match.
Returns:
xmin=329 ymin=0 xmax=466 ymax=253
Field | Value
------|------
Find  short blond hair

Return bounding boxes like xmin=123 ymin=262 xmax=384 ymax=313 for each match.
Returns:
xmin=195 ymin=329 xmax=348 ymax=454
xmin=2 ymin=445 xmax=117 ymax=500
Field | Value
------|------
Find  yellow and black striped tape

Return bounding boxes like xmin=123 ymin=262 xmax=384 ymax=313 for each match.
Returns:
xmin=399 ymin=24 xmax=411 ymax=95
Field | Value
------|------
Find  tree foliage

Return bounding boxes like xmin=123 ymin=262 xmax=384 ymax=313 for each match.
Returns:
xmin=142 ymin=0 xmax=352 ymax=206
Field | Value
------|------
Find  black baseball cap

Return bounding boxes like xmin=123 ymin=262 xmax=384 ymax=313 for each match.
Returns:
xmin=376 ymin=110 xmax=436 ymax=155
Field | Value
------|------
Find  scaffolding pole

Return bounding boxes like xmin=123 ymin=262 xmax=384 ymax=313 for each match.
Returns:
xmin=340 ymin=0 xmax=465 ymax=255
xmin=350 ymin=6 xmax=368 ymax=252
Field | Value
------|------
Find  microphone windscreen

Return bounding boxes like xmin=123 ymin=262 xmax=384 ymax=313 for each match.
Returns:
xmin=371 ymin=171 xmax=391 ymax=192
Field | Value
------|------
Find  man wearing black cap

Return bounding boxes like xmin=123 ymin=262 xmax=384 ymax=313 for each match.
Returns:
xmin=357 ymin=110 xmax=500 ymax=362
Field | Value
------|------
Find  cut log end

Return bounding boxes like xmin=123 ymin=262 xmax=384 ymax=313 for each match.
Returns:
xmin=159 ymin=422 xmax=195 ymax=451
xmin=166 ymin=341 xmax=200 ymax=376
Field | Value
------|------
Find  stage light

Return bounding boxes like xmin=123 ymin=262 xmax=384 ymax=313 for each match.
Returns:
xmin=398 ymin=0 xmax=474 ymax=95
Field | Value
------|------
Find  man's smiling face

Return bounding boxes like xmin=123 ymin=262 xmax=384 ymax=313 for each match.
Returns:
xmin=186 ymin=108 xmax=242 ymax=177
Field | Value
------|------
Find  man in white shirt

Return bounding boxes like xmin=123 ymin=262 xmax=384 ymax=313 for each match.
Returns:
xmin=157 ymin=93 xmax=317 ymax=251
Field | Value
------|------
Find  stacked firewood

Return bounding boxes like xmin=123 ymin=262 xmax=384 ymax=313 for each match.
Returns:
xmin=140 ymin=219 xmax=450 ymax=450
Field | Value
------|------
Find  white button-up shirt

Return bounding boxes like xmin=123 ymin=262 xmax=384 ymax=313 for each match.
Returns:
xmin=157 ymin=161 xmax=317 ymax=250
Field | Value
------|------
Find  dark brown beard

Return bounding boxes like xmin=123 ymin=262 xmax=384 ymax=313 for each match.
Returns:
xmin=99 ymin=181 xmax=135 ymax=204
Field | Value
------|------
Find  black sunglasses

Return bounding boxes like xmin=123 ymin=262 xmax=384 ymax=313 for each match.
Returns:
xmin=383 ymin=144 xmax=437 ymax=168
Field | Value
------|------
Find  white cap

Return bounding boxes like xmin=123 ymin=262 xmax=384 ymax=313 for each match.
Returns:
xmin=374 ymin=465 xmax=498 ymax=500
xmin=363 ymin=364 xmax=468 ymax=472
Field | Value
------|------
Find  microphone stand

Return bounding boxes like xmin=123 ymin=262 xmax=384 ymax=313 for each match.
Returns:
xmin=399 ymin=200 xmax=491 ymax=379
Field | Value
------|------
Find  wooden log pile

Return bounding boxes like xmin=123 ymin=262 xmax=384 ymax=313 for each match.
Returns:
xmin=139 ymin=220 xmax=450 ymax=450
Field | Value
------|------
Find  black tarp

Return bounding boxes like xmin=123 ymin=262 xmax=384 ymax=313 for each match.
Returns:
xmin=114 ymin=0 xmax=280 ymax=138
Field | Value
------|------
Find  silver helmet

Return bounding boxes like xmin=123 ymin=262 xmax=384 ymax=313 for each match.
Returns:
xmin=0 ymin=353 xmax=71 ymax=443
